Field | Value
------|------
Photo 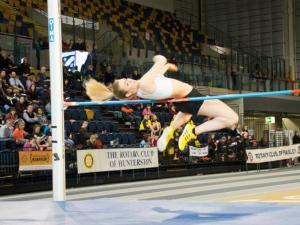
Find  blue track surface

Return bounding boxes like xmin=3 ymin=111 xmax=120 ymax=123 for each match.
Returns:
xmin=0 ymin=199 xmax=299 ymax=225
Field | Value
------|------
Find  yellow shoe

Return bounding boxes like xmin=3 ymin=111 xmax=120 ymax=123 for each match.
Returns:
xmin=157 ymin=126 xmax=174 ymax=152
xmin=178 ymin=123 xmax=196 ymax=151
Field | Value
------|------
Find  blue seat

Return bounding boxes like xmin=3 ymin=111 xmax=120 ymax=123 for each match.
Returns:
xmin=106 ymin=133 xmax=115 ymax=143
xmin=71 ymin=121 xmax=82 ymax=133
xmin=64 ymin=109 xmax=72 ymax=120
xmin=114 ymin=133 xmax=122 ymax=145
xmin=111 ymin=122 xmax=119 ymax=132
xmin=64 ymin=121 xmax=72 ymax=134
xmin=71 ymin=110 xmax=80 ymax=120
xmin=88 ymin=121 xmax=97 ymax=133
xmin=104 ymin=122 xmax=113 ymax=132
xmin=78 ymin=110 xmax=87 ymax=120
xmin=94 ymin=110 xmax=103 ymax=120
xmin=96 ymin=121 xmax=104 ymax=132
xmin=0 ymin=139 xmax=6 ymax=150
xmin=98 ymin=133 xmax=108 ymax=143
xmin=127 ymin=133 xmax=136 ymax=145
xmin=120 ymin=133 xmax=128 ymax=145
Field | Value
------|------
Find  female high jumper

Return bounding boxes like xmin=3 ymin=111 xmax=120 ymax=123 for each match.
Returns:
xmin=85 ymin=55 xmax=239 ymax=152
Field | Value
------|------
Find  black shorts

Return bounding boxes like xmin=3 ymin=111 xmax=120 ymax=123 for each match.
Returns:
xmin=173 ymin=88 xmax=204 ymax=115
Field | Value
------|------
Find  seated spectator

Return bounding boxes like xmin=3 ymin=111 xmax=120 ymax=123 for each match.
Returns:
xmin=23 ymin=104 xmax=39 ymax=133
xmin=142 ymin=105 xmax=154 ymax=116
xmin=293 ymin=131 xmax=300 ymax=144
xmin=44 ymin=136 xmax=52 ymax=150
xmin=26 ymin=83 xmax=39 ymax=103
xmin=103 ymin=65 xmax=115 ymax=86
xmin=36 ymin=107 xmax=48 ymax=125
xmin=139 ymin=114 xmax=151 ymax=132
xmin=18 ymin=57 xmax=31 ymax=77
xmin=131 ymin=69 xmax=141 ymax=80
xmin=35 ymin=66 xmax=47 ymax=89
xmin=23 ymin=137 xmax=40 ymax=151
xmin=150 ymin=114 xmax=161 ymax=147
xmin=0 ymin=119 xmax=14 ymax=138
xmin=79 ymin=121 xmax=90 ymax=144
xmin=4 ymin=54 xmax=17 ymax=72
xmin=121 ymin=104 xmax=134 ymax=114
xmin=0 ymin=80 xmax=13 ymax=107
xmin=39 ymin=84 xmax=50 ymax=106
xmin=140 ymin=133 xmax=150 ymax=148
xmin=65 ymin=133 xmax=74 ymax=147
xmin=5 ymin=107 xmax=18 ymax=123
xmin=14 ymin=96 xmax=28 ymax=117
xmin=122 ymin=60 xmax=133 ymax=77
xmin=83 ymin=64 xmax=95 ymax=80
xmin=41 ymin=121 xmax=51 ymax=136
xmin=25 ymin=75 xmax=35 ymax=90
xmin=13 ymin=120 xmax=28 ymax=145
xmin=86 ymin=134 xmax=103 ymax=149
xmin=33 ymin=124 xmax=43 ymax=139
xmin=0 ymin=70 xmax=13 ymax=95
xmin=9 ymin=71 xmax=25 ymax=93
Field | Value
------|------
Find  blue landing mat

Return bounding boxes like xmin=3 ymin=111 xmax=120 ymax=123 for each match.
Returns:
xmin=0 ymin=199 xmax=299 ymax=225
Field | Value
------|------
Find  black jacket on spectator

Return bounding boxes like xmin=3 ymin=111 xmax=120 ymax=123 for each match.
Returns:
xmin=103 ymin=71 xmax=115 ymax=85
xmin=15 ymin=101 xmax=27 ymax=117
xmin=23 ymin=110 xmax=38 ymax=133
xmin=293 ymin=133 xmax=300 ymax=144
xmin=18 ymin=62 xmax=30 ymax=75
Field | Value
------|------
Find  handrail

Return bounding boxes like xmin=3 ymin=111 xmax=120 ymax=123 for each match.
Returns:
xmin=98 ymin=33 xmax=120 ymax=52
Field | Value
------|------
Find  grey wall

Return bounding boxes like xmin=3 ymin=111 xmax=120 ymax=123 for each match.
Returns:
xmin=203 ymin=0 xmax=285 ymax=57
xmin=244 ymin=95 xmax=300 ymax=114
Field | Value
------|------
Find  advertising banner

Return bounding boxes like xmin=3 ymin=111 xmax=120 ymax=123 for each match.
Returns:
xmin=246 ymin=144 xmax=300 ymax=164
xmin=77 ymin=148 xmax=159 ymax=174
xmin=19 ymin=151 xmax=52 ymax=171
xmin=189 ymin=146 xmax=209 ymax=157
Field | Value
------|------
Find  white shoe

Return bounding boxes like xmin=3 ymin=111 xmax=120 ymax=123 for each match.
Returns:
xmin=157 ymin=126 xmax=174 ymax=152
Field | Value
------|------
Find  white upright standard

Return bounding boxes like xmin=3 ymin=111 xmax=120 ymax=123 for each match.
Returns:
xmin=47 ymin=0 xmax=66 ymax=201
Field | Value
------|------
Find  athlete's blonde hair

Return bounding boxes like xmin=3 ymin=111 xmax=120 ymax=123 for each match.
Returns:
xmin=85 ymin=78 xmax=129 ymax=101
xmin=85 ymin=79 xmax=114 ymax=101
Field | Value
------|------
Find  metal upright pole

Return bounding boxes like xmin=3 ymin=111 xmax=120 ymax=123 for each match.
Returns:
xmin=47 ymin=0 xmax=66 ymax=201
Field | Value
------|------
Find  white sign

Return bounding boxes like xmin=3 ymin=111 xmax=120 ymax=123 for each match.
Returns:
xmin=189 ymin=146 xmax=209 ymax=157
xmin=48 ymin=18 xmax=55 ymax=42
xmin=265 ymin=116 xmax=275 ymax=124
xmin=77 ymin=148 xmax=159 ymax=174
xmin=246 ymin=144 xmax=300 ymax=164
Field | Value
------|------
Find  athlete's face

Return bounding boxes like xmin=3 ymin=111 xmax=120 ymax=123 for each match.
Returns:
xmin=118 ymin=78 xmax=138 ymax=98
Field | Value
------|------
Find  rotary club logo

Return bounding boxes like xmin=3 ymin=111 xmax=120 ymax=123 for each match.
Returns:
xmin=84 ymin=153 xmax=94 ymax=169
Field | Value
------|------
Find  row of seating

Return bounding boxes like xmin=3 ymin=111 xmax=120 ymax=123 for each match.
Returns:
xmin=64 ymin=120 xmax=119 ymax=134
xmin=72 ymin=131 xmax=137 ymax=147
xmin=5 ymin=0 xmax=212 ymax=55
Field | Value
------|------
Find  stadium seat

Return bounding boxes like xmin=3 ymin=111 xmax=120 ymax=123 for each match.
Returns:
xmin=94 ymin=110 xmax=103 ymax=121
xmin=78 ymin=110 xmax=87 ymax=120
xmin=96 ymin=121 xmax=104 ymax=132
xmin=71 ymin=121 xmax=82 ymax=133
xmin=87 ymin=121 xmax=97 ymax=133
xmin=104 ymin=121 xmax=113 ymax=132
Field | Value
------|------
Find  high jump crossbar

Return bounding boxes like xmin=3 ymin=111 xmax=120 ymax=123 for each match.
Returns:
xmin=64 ymin=89 xmax=300 ymax=107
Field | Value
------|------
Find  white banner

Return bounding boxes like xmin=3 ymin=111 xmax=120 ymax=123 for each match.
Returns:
xmin=246 ymin=144 xmax=300 ymax=164
xmin=189 ymin=146 xmax=209 ymax=157
xmin=77 ymin=148 xmax=159 ymax=174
